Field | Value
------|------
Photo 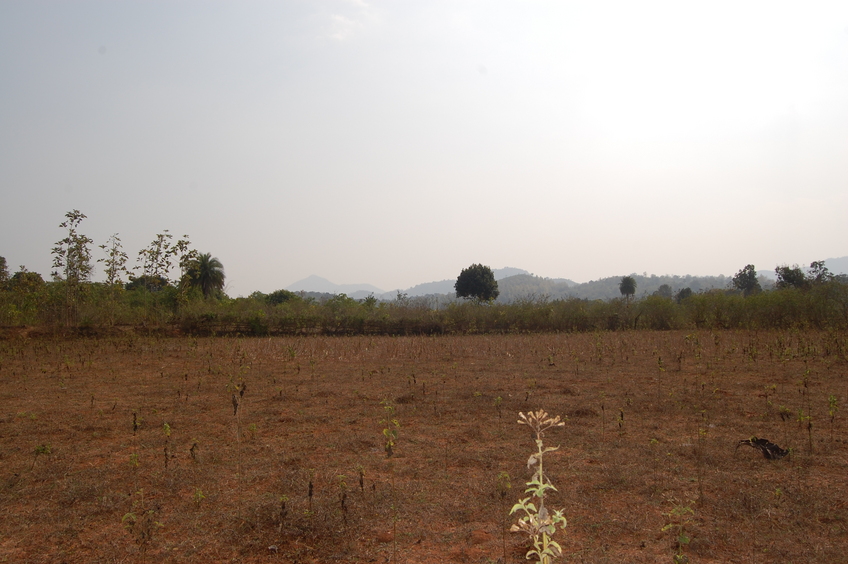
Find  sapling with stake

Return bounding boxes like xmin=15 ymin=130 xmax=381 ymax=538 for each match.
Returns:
xmin=601 ymin=392 xmax=607 ymax=442
xmin=497 ymin=471 xmax=512 ymax=563
xmin=828 ymin=394 xmax=838 ymax=441
xmin=307 ymin=471 xmax=314 ymax=515
xmin=510 ymin=409 xmax=568 ymax=564
xmin=232 ymin=381 xmax=247 ymax=517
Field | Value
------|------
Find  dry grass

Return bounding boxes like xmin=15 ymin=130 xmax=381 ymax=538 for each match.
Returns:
xmin=0 ymin=330 xmax=846 ymax=563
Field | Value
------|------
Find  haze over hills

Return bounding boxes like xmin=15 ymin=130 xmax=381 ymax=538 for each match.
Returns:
xmin=285 ymin=275 xmax=384 ymax=298
xmin=286 ymin=268 xmax=548 ymax=300
xmin=284 ymin=257 xmax=848 ymax=302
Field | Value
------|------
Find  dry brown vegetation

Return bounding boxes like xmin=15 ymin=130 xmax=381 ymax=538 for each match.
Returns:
xmin=1 ymin=330 xmax=846 ymax=563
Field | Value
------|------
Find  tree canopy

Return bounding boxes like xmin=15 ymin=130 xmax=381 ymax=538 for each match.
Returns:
xmin=455 ymin=263 xmax=499 ymax=302
xmin=674 ymin=287 xmax=693 ymax=303
xmin=732 ymin=264 xmax=761 ymax=297
xmin=775 ymin=264 xmax=809 ymax=290
xmin=184 ymin=253 xmax=225 ymax=299
xmin=51 ymin=210 xmax=93 ymax=284
xmin=808 ymin=261 xmax=832 ymax=284
xmin=654 ymin=284 xmax=672 ymax=299
xmin=619 ymin=276 xmax=636 ymax=299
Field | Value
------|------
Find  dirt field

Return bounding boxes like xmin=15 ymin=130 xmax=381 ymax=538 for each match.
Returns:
xmin=0 ymin=330 xmax=846 ymax=563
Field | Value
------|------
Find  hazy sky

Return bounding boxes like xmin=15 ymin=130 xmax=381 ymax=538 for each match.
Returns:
xmin=2 ymin=1 xmax=847 ymax=295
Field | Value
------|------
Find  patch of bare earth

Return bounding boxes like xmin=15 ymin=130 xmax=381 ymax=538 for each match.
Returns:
xmin=0 ymin=331 xmax=845 ymax=563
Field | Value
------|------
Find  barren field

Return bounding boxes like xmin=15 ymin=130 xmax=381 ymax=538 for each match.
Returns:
xmin=1 ymin=331 xmax=846 ymax=563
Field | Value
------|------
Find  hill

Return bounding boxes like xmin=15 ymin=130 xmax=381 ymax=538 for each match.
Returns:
xmin=286 ymin=275 xmax=384 ymax=300
xmin=282 ymin=257 xmax=847 ymax=303
xmin=495 ymin=273 xmax=730 ymax=302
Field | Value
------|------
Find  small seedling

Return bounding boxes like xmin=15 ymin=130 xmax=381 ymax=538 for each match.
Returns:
xmin=30 ymin=444 xmax=51 ymax=470
xmin=662 ymin=499 xmax=695 ymax=563
xmin=122 ymin=488 xmax=162 ymax=556
xmin=193 ymin=488 xmax=206 ymax=506
xmin=338 ymin=475 xmax=349 ymax=526
xmin=122 ymin=508 xmax=162 ymax=555
xmin=510 ymin=409 xmax=567 ymax=564
xmin=497 ymin=471 xmax=512 ymax=562
xmin=828 ymin=394 xmax=838 ymax=440
xmin=380 ymin=399 xmax=400 ymax=458
xmin=307 ymin=470 xmax=314 ymax=514
xmin=278 ymin=495 xmax=289 ymax=532
xmin=796 ymin=409 xmax=813 ymax=454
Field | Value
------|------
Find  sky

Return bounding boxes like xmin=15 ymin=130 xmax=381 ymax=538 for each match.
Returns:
xmin=2 ymin=1 xmax=847 ymax=296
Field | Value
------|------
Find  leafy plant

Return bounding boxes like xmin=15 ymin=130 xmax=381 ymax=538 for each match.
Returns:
xmin=98 ymin=233 xmax=130 ymax=285
xmin=662 ymin=499 xmax=695 ymax=563
xmin=135 ymin=230 xmax=195 ymax=288
xmin=380 ymin=399 xmax=400 ymax=458
xmin=51 ymin=210 xmax=93 ymax=325
xmin=510 ymin=409 xmax=567 ymax=564
xmin=122 ymin=489 xmax=162 ymax=557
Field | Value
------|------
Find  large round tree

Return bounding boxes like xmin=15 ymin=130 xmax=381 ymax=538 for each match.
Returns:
xmin=186 ymin=253 xmax=225 ymax=298
xmin=455 ymin=263 xmax=499 ymax=302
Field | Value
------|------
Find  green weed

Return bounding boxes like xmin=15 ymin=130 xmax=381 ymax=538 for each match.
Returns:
xmin=510 ymin=409 xmax=567 ymax=564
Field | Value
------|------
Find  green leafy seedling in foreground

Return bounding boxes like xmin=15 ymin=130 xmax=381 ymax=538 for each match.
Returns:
xmin=662 ymin=499 xmax=695 ymax=564
xmin=380 ymin=399 xmax=400 ymax=458
xmin=510 ymin=409 xmax=567 ymax=564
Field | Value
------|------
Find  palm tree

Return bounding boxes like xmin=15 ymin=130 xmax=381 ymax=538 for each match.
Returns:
xmin=619 ymin=276 xmax=636 ymax=301
xmin=186 ymin=253 xmax=225 ymax=298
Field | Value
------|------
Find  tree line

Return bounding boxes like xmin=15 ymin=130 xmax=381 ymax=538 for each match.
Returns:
xmin=1 ymin=210 xmax=225 ymax=327
xmin=2 ymin=214 xmax=848 ymax=334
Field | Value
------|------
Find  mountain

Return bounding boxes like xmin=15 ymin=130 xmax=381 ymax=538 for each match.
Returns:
xmin=284 ymin=257 xmax=846 ymax=303
xmin=562 ymin=274 xmax=730 ymax=301
xmin=286 ymin=275 xmax=384 ymax=299
xmin=825 ymin=256 xmax=848 ymax=275
xmin=492 ymin=267 xmax=530 ymax=280
xmin=496 ymin=274 xmax=575 ymax=302
xmin=395 ymin=267 xmax=534 ymax=299
xmin=398 ymin=279 xmax=455 ymax=298
xmin=759 ymin=257 xmax=848 ymax=280
xmin=493 ymin=273 xmax=729 ymax=302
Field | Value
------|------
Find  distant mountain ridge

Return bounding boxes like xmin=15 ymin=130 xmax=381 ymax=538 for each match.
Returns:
xmin=286 ymin=275 xmax=384 ymax=299
xmin=759 ymin=257 xmax=848 ymax=280
xmin=284 ymin=257 xmax=848 ymax=302
xmin=287 ymin=267 xmax=541 ymax=300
